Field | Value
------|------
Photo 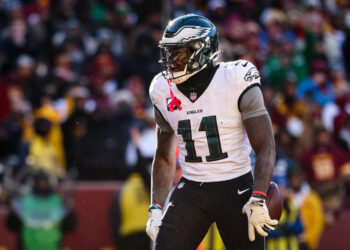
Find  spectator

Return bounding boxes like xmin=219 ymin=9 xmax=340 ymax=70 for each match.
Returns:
xmin=110 ymin=153 xmax=151 ymax=250
xmin=274 ymin=81 xmax=307 ymax=135
xmin=0 ymin=111 xmax=23 ymax=163
xmin=84 ymin=53 xmax=119 ymax=113
xmin=299 ymin=126 xmax=349 ymax=220
xmin=1 ymin=18 xmax=28 ymax=73
xmin=6 ymin=170 xmax=76 ymax=250
xmin=61 ymin=86 xmax=91 ymax=175
xmin=51 ymin=51 xmax=77 ymax=98
xmin=331 ymin=68 xmax=350 ymax=98
xmin=273 ymin=129 xmax=297 ymax=185
xmin=263 ymin=39 xmax=308 ymax=90
xmin=333 ymin=92 xmax=350 ymax=140
xmin=33 ymin=97 xmax=66 ymax=168
xmin=27 ymin=117 xmax=65 ymax=179
xmin=289 ymin=168 xmax=325 ymax=250
xmin=125 ymin=75 xmax=149 ymax=119
xmin=6 ymin=54 xmax=39 ymax=102
xmin=297 ymin=59 xmax=335 ymax=106
xmin=299 ymin=126 xmax=347 ymax=189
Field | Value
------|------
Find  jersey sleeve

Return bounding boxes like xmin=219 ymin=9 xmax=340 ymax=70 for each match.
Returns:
xmin=228 ymin=60 xmax=262 ymax=111
xmin=234 ymin=60 xmax=261 ymax=93
xmin=239 ymin=86 xmax=268 ymax=119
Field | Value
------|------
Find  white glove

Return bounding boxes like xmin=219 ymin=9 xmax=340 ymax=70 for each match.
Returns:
xmin=242 ymin=196 xmax=278 ymax=241
xmin=146 ymin=207 xmax=163 ymax=241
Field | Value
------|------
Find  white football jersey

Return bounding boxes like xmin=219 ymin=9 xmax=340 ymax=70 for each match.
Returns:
xmin=149 ymin=60 xmax=261 ymax=182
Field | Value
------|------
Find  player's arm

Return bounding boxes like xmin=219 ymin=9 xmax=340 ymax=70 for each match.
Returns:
xmin=146 ymin=105 xmax=176 ymax=241
xmin=240 ymin=86 xmax=278 ymax=241
xmin=151 ymin=106 xmax=177 ymax=206
xmin=245 ymin=113 xmax=274 ymax=192
xmin=241 ymin=86 xmax=275 ymax=193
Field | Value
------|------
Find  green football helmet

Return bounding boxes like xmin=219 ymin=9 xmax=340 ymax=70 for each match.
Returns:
xmin=159 ymin=14 xmax=221 ymax=84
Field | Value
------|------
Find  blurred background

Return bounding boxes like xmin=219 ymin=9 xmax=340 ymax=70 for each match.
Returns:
xmin=0 ymin=0 xmax=350 ymax=249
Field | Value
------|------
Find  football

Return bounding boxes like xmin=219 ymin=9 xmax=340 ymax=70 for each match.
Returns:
xmin=266 ymin=182 xmax=283 ymax=221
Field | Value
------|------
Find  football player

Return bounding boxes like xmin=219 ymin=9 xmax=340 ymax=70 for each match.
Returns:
xmin=146 ymin=14 xmax=278 ymax=249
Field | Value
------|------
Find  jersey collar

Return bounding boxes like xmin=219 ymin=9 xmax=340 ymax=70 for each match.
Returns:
xmin=175 ymin=63 xmax=220 ymax=103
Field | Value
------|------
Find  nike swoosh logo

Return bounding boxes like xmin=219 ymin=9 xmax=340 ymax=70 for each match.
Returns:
xmin=237 ymin=188 xmax=250 ymax=195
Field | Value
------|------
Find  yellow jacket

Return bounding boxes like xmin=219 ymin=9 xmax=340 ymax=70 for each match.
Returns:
xmin=119 ymin=173 xmax=150 ymax=236
xmin=34 ymin=104 xmax=66 ymax=168
xmin=28 ymin=136 xmax=65 ymax=177
xmin=267 ymin=200 xmax=302 ymax=250
xmin=299 ymin=190 xmax=325 ymax=250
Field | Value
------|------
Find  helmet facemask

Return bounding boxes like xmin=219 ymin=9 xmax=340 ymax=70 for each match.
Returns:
xmin=159 ymin=40 xmax=209 ymax=84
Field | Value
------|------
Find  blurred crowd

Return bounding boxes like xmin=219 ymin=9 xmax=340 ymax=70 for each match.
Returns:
xmin=0 ymin=0 xmax=350 ymax=249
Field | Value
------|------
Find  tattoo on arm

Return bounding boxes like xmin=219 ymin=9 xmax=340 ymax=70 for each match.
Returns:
xmin=151 ymin=127 xmax=177 ymax=206
xmin=243 ymin=114 xmax=276 ymax=193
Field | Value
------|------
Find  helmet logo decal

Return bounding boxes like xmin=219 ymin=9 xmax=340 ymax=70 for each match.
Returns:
xmin=161 ymin=26 xmax=211 ymax=44
xmin=244 ymin=67 xmax=260 ymax=82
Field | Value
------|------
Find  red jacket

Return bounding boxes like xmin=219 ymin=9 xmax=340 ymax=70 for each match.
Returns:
xmin=299 ymin=146 xmax=348 ymax=185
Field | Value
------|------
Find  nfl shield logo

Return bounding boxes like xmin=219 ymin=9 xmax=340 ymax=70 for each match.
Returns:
xmin=190 ymin=92 xmax=197 ymax=101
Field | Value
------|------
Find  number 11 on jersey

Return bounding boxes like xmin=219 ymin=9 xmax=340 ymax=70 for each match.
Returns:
xmin=177 ymin=116 xmax=228 ymax=162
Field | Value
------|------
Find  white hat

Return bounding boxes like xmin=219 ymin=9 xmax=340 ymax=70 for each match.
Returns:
xmin=17 ymin=54 xmax=35 ymax=68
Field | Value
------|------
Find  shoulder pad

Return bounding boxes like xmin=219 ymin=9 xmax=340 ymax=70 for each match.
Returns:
xmin=221 ymin=60 xmax=261 ymax=95
xmin=149 ymin=73 xmax=167 ymax=105
xmin=233 ymin=60 xmax=260 ymax=84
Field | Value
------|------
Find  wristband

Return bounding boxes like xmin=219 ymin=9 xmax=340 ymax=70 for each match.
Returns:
xmin=149 ymin=203 xmax=163 ymax=211
xmin=252 ymin=190 xmax=267 ymax=199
